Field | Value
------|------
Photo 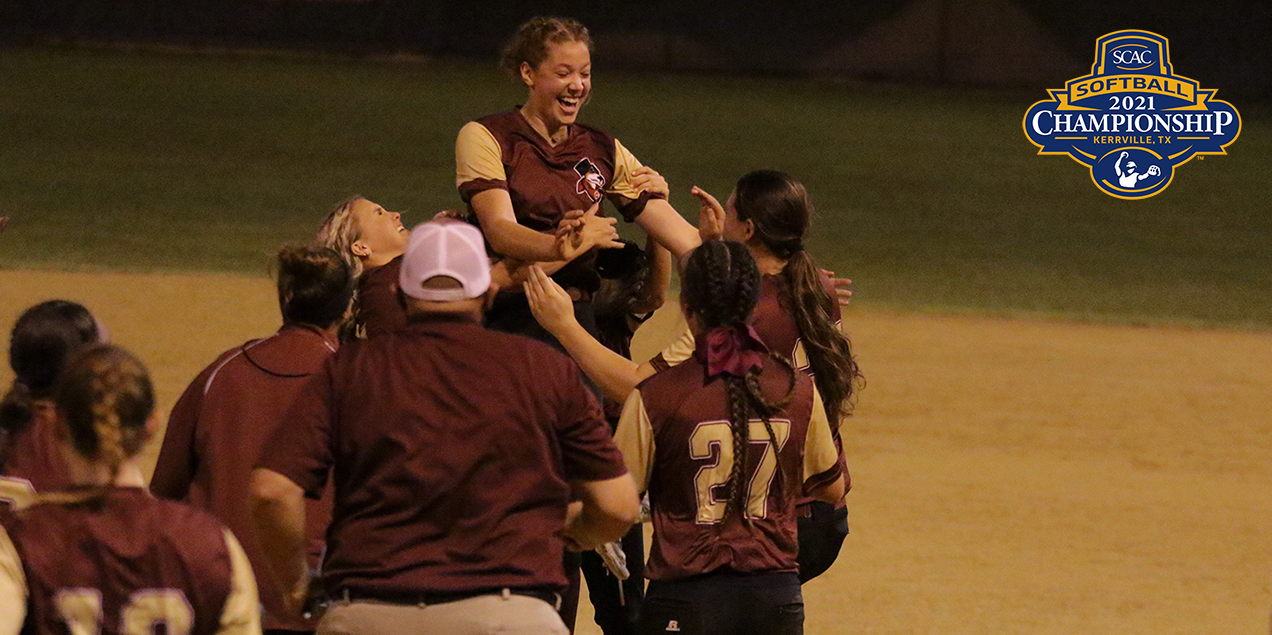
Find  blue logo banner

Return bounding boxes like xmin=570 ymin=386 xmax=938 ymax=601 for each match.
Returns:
xmin=1023 ymin=30 xmax=1240 ymax=199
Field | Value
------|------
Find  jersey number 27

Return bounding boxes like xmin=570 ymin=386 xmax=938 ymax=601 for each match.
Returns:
xmin=690 ymin=419 xmax=791 ymax=523
xmin=56 ymin=588 xmax=194 ymax=635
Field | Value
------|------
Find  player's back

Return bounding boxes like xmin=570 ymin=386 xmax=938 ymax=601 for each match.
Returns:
xmin=634 ymin=355 xmax=828 ymax=580
xmin=287 ymin=316 xmax=620 ymax=594
xmin=3 ymin=487 xmax=257 ymax=635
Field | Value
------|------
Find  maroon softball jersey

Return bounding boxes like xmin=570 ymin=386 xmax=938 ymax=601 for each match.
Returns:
xmin=615 ymin=348 xmax=841 ymax=581
xmin=355 ymin=255 xmax=408 ymax=338
xmin=650 ymin=272 xmax=851 ymax=501
xmin=257 ymin=314 xmax=629 ymax=596
xmin=150 ymin=323 xmax=337 ymax=631
xmin=456 ymin=110 xmax=663 ymax=293
xmin=0 ymin=488 xmax=258 ymax=635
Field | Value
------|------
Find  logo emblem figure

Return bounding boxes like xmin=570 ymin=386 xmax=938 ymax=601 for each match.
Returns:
xmin=574 ymin=157 xmax=606 ymax=202
xmin=1024 ymin=30 xmax=1240 ymax=199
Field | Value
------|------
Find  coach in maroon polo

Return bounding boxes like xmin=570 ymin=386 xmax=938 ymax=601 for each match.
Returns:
xmin=250 ymin=219 xmax=639 ymax=635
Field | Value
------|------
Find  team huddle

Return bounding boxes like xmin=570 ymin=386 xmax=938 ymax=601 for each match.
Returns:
xmin=0 ymin=15 xmax=861 ymax=635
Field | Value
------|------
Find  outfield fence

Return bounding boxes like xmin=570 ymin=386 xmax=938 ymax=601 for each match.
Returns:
xmin=1 ymin=0 xmax=1267 ymax=98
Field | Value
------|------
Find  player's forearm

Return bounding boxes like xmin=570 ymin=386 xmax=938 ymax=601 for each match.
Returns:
xmin=554 ymin=321 xmax=647 ymax=403
xmin=565 ymin=475 xmax=640 ymax=548
xmin=248 ymin=469 xmax=309 ymax=599
xmin=635 ymin=199 xmax=701 ymax=260
xmin=808 ymin=474 xmax=846 ymax=505
xmin=630 ymin=239 xmax=672 ymax=314
xmin=483 ymin=217 xmax=563 ymax=262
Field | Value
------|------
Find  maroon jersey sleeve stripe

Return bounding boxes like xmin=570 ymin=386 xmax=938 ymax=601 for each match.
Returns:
xmin=458 ymin=177 xmax=508 ymax=203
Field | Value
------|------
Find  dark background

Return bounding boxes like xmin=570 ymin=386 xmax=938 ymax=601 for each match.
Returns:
xmin=2 ymin=0 xmax=1267 ymax=99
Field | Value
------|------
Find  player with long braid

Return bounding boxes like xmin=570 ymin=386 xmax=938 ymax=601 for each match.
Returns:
xmin=687 ymin=169 xmax=861 ymax=581
xmin=526 ymin=169 xmax=860 ymax=582
xmin=611 ymin=241 xmax=843 ymax=635
xmin=0 ymin=345 xmax=260 ymax=635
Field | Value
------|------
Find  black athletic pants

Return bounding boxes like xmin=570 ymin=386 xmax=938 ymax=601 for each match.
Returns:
xmin=637 ymin=571 xmax=803 ymax=635
xmin=578 ymin=523 xmax=645 ymax=635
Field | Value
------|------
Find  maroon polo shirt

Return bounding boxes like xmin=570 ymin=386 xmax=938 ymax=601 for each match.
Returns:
xmin=258 ymin=313 xmax=628 ymax=596
xmin=150 ymin=323 xmax=338 ymax=631
xmin=4 ymin=488 xmax=240 ymax=635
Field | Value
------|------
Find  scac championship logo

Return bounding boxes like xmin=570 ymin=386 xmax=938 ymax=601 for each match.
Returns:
xmin=1023 ymin=30 xmax=1240 ymax=199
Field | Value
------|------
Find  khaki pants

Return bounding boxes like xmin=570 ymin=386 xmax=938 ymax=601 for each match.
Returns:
xmin=316 ymin=593 xmax=569 ymax=635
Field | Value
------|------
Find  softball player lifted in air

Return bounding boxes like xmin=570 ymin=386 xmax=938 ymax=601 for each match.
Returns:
xmin=456 ymin=16 xmax=696 ymax=346
xmin=0 ymin=345 xmax=261 ymax=635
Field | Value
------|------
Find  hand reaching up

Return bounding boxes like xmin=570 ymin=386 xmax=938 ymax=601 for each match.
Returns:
xmin=691 ymin=186 xmax=726 ymax=242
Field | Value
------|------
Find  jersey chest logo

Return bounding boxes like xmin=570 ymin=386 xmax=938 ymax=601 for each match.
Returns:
xmin=574 ymin=158 xmax=606 ymax=202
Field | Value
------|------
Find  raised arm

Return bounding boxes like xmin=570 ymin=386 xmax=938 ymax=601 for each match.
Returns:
xmin=629 ymin=235 xmax=672 ymax=315
xmin=470 ymin=190 xmax=567 ymax=262
xmin=524 ymin=266 xmax=657 ymax=402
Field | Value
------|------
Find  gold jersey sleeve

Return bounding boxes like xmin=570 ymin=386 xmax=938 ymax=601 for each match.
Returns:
xmin=455 ymin=121 xmax=505 ymax=188
xmin=0 ymin=477 xmax=36 ymax=512
xmin=614 ymin=389 xmax=655 ymax=494
xmin=657 ymin=323 xmax=697 ymax=368
xmin=217 ymin=529 xmax=263 ymax=635
xmin=0 ymin=524 xmax=27 ymax=635
xmin=606 ymin=138 xmax=644 ymax=201
xmin=803 ymin=389 xmax=840 ymax=483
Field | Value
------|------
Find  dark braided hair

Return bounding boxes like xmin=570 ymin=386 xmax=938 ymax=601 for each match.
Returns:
xmin=732 ymin=169 xmax=863 ymax=427
xmin=25 ymin=346 xmax=153 ymax=509
xmin=682 ymin=241 xmax=797 ymax=523
xmin=34 ymin=345 xmax=153 ymax=508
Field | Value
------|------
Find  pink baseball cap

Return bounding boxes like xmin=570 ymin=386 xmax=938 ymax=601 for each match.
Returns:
xmin=398 ymin=220 xmax=493 ymax=301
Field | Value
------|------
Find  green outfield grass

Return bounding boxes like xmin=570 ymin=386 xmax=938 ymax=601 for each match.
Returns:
xmin=2 ymin=47 xmax=1269 ymax=327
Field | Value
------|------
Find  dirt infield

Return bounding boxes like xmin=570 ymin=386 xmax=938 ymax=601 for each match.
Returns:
xmin=3 ymin=269 xmax=1270 ymax=634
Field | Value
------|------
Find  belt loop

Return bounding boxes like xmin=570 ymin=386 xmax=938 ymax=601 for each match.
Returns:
xmin=553 ymin=591 xmax=562 ymax=612
xmin=501 ymin=588 xmax=512 ymax=600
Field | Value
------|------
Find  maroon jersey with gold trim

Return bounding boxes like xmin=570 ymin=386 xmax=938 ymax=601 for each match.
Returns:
xmin=258 ymin=314 xmax=629 ymax=595
xmin=649 ymin=272 xmax=850 ymax=507
xmin=355 ymin=256 xmax=407 ymax=338
xmin=616 ymin=350 xmax=840 ymax=581
xmin=150 ymin=323 xmax=336 ymax=631
xmin=456 ymin=110 xmax=662 ymax=293
xmin=4 ymin=488 xmax=247 ymax=635
xmin=457 ymin=110 xmax=641 ymax=230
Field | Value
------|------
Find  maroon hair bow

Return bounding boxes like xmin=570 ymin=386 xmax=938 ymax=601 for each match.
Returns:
xmin=700 ymin=324 xmax=769 ymax=379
